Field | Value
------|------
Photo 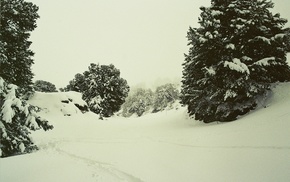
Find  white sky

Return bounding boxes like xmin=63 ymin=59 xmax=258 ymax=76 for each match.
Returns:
xmin=28 ymin=0 xmax=290 ymax=89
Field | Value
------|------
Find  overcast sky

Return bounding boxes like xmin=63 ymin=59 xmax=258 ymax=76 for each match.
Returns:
xmin=28 ymin=0 xmax=290 ymax=89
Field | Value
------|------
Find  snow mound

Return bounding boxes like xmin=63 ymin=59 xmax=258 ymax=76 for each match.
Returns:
xmin=28 ymin=91 xmax=89 ymax=116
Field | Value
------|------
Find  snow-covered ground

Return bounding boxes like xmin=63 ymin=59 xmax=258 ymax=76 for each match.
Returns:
xmin=1 ymin=83 xmax=290 ymax=182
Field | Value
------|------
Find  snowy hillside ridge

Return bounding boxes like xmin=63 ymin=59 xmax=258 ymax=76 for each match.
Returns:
xmin=28 ymin=91 xmax=89 ymax=116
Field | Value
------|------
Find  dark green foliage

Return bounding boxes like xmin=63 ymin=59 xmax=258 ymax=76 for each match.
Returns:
xmin=0 ymin=77 xmax=53 ymax=157
xmin=285 ymin=28 xmax=290 ymax=52
xmin=0 ymin=0 xmax=39 ymax=89
xmin=34 ymin=80 xmax=57 ymax=93
xmin=181 ymin=0 xmax=290 ymax=123
xmin=0 ymin=1 xmax=53 ymax=157
xmin=66 ymin=63 xmax=130 ymax=118
xmin=64 ymin=73 xmax=86 ymax=93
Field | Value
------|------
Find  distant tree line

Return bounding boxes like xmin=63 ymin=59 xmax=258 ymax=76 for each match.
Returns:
xmin=121 ymin=83 xmax=180 ymax=117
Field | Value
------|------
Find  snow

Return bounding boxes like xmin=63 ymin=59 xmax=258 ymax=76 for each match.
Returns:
xmin=226 ymin=43 xmax=235 ymax=50
xmin=241 ymin=56 xmax=252 ymax=62
xmin=224 ymin=89 xmax=237 ymax=101
xmin=13 ymin=9 xmax=19 ymax=15
xmin=1 ymin=84 xmax=24 ymax=123
xmin=1 ymin=83 xmax=290 ymax=181
xmin=236 ymin=24 xmax=244 ymax=30
xmin=228 ymin=4 xmax=235 ymax=8
xmin=19 ymin=143 xmax=25 ymax=153
xmin=205 ymin=66 xmax=216 ymax=75
xmin=199 ymin=37 xmax=207 ymax=43
xmin=254 ymin=36 xmax=271 ymax=45
xmin=0 ymin=78 xmax=4 ymax=91
xmin=89 ymin=95 xmax=102 ymax=109
xmin=0 ymin=121 xmax=7 ymax=138
xmin=255 ymin=57 xmax=276 ymax=66
xmin=274 ymin=33 xmax=286 ymax=40
xmin=205 ymin=32 xmax=213 ymax=39
xmin=1 ymin=99 xmax=16 ymax=123
xmin=211 ymin=10 xmax=223 ymax=17
xmin=28 ymin=91 xmax=88 ymax=116
xmin=224 ymin=58 xmax=250 ymax=75
xmin=237 ymin=18 xmax=247 ymax=23
xmin=25 ymin=115 xmax=39 ymax=130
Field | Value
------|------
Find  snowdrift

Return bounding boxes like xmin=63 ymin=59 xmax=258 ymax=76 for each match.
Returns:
xmin=1 ymin=83 xmax=290 ymax=182
xmin=27 ymin=91 xmax=89 ymax=116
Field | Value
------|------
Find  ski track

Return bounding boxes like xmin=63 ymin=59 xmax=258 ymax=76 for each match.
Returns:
xmin=37 ymin=135 xmax=290 ymax=181
xmin=153 ymin=139 xmax=290 ymax=150
xmin=39 ymin=139 xmax=144 ymax=182
xmin=56 ymin=148 xmax=144 ymax=182
xmin=40 ymin=137 xmax=290 ymax=151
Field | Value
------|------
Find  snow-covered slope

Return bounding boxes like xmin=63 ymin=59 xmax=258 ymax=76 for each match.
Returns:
xmin=27 ymin=91 xmax=88 ymax=116
xmin=1 ymin=83 xmax=290 ymax=182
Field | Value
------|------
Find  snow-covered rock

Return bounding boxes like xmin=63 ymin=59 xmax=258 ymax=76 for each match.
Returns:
xmin=28 ymin=91 xmax=89 ymax=116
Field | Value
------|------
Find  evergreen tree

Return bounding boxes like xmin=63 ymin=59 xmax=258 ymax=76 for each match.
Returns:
xmin=0 ymin=0 xmax=39 ymax=89
xmin=0 ymin=77 xmax=53 ymax=157
xmin=181 ymin=0 xmax=290 ymax=123
xmin=64 ymin=73 xmax=86 ymax=93
xmin=66 ymin=63 xmax=130 ymax=118
xmin=33 ymin=80 xmax=57 ymax=93
xmin=0 ymin=1 xmax=53 ymax=157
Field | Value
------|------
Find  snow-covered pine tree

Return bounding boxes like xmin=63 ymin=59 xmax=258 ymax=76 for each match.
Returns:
xmin=0 ymin=1 xmax=53 ymax=157
xmin=181 ymin=0 xmax=290 ymax=123
xmin=64 ymin=73 xmax=87 ymax=93
xmin=0 ymin=77 xmax=53 ymax=157
xmin=72 ymin=63 xmax=130 ymax=118
xmin=0 ymin=0 xmax=39 ymax=90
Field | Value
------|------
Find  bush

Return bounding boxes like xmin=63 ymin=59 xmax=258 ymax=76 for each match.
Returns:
xmin=152 ymin=83 xmax=179 ymax=112
xmin=33 ymin=80 xmax=57 ymax=92
xmin=121 ymin=88 xmax=154 ymax=117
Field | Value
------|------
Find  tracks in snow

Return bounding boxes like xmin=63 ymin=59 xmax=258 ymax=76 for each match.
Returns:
xmin=152 ymin=139 xmax=290 ymax=150
xmin=39 ymin=139 xmax=144 ymax=182
xmin=37 ymin=136 xmax=290 ymax=181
